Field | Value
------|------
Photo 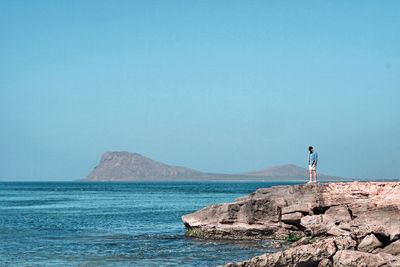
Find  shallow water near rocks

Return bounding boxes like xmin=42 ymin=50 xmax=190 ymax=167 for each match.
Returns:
xmin=0 ymin=181 xmax=298 ymax=266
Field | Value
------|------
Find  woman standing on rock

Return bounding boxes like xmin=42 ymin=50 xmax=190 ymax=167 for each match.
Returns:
xmin=308 ymin=146 xmax=318 ymax=183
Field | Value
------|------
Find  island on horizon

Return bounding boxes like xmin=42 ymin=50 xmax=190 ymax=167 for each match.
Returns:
xmin=84 ymin=151 xmax=345 ymax=182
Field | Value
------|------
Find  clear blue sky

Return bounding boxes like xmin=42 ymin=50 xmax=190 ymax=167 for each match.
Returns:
xmin=1 ymin=1 xmax=399 ymax=181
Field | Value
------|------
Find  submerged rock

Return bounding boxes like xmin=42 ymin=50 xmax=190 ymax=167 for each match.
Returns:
xmin=182 ymin=182 xmax=400 ymax=266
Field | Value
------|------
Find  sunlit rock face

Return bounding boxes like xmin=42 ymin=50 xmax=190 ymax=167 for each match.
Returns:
xmin=182 ymin=182 xmax=400 ymax=267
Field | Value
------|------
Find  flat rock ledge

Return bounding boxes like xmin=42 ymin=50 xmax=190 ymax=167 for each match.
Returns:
xmin=182 ymin=182 xmax=400 ymax=266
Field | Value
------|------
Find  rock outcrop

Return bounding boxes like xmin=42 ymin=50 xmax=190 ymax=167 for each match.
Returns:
xmin=182 ymin=182 xmax=400 ymax=266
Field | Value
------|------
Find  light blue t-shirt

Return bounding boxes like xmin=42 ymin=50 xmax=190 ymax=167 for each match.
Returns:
xmin=309 ymin=152 xmax=318 ymax=166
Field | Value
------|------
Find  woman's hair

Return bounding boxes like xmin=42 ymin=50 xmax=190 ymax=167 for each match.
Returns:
xmin=308 ymin=146 xmax=313 ymax=152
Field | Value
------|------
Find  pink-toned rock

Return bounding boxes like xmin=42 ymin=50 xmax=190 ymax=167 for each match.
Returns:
xmin=282 ymin=203 xmax=312 ymax=215
xmin=326 ymin=226 xmax=351 ymax=237
xmin=380 ymin=240 xmax=400 ymax=256
xmin=182 ymin=182 xmax=400 ymax=240
xmin=332 ymin=250 xmax=400 ymax=267
xmin=318 ymin=258 xmax=333 ymax=267
xmin=358 ymin=234 xmax=382 ymax=253
xmin=225 ymin=236 xmax=355 ymax=267
xmin=281 ymin=212 xmax=303 ymax=224
xmin=301 ymin=214 xmax=325 ymax=235
xmin=182 ymin=182 xmax=400 ymax=266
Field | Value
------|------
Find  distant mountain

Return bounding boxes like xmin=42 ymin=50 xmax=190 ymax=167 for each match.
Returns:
xmin=85 ymin=151 xmax=343 ymax=181
xmin=86 ymin=152 xmax=203 ymax=181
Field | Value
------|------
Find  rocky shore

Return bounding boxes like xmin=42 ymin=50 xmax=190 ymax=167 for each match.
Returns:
xmin=182 ymin=182 xmax=400 ymax=266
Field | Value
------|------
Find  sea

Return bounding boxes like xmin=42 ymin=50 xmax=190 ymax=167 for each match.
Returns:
xmin=0 ymin=181 xmax=299 ymax=267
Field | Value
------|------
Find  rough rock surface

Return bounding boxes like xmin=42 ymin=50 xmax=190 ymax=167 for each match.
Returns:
xmin=225 ymin=236 xmax=356 ymax=267
xmin=182 ymin=182 xmax=400 ymax=266
xmin=332 ymin=250 xmax=400 ymax=267
xmin=358 ymin=234 xmax=382 ymax=253
xmin=378 ymin=240 xmax=400 ymax=256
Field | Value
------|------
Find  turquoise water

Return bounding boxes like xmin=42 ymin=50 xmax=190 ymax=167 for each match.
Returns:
xmin=0 ymin=181 xmax=297 ymax=266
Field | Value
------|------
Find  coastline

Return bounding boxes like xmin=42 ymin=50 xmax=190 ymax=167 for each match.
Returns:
xmin=182 ymin=181 xmax=400 ymax=266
